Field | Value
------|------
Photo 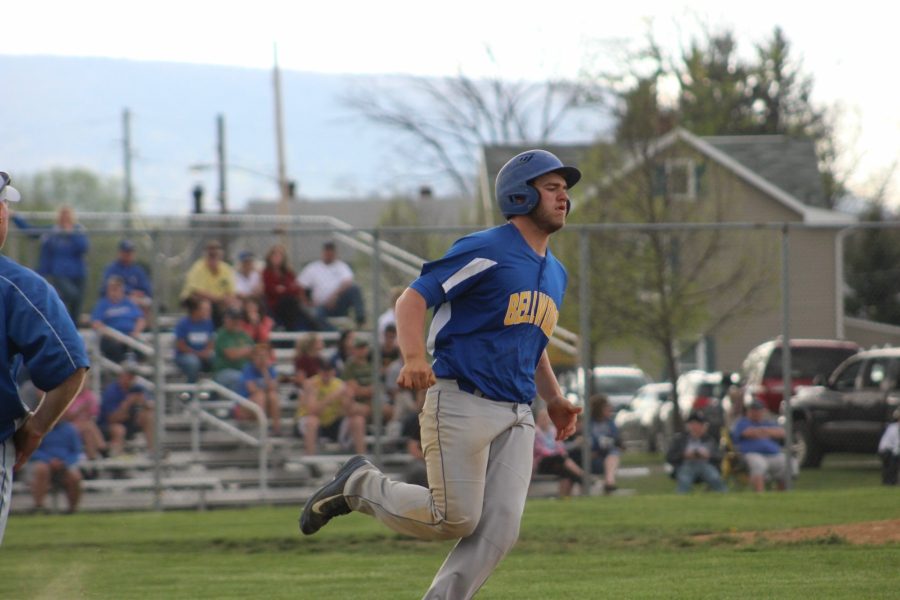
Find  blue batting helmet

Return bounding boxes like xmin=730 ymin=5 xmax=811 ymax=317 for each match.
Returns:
xmin=495 ymin=149 xmax=581 ymax=218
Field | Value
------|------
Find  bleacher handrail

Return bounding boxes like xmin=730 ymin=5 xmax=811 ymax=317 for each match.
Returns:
xmin=165 ymin=380 xmax=269 ymax=496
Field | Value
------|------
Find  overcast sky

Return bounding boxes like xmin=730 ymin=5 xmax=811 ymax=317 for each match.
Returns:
xmin=3 ymin=0 xmax=897 ymax=204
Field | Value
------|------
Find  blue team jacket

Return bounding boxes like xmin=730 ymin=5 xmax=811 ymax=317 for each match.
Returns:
xmin=0 ymin=255 xmax=90 ymax=442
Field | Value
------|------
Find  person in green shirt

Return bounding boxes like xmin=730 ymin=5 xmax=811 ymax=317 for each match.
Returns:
xmin=213 ymin=308 xmax=254 ymax=393
xmin=341 ymin=336 xmax=394 ymax=436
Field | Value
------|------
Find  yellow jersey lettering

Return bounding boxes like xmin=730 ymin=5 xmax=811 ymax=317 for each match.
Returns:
xmin=516 ymin=291 xmax=532 ymax=324
xmin=504 ymin=290 xmax=559 ymax=338
xmin=504 ymin=293 xmax=520 ymax=326
xmin=539 ymin=298 xmax=559 ymax=338
xmin=532 ymin=293 xmax=550 ymax=326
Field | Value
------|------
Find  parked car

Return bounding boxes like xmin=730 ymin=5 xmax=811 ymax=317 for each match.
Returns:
xmin=790 ymin=347 xmax=900 ymax=467
xmin=614 ymin=382 xmax=673 ymax=452
xmin=559 ymin=365 xmax=651 ymax=410
xmin=737 ymin=338 xmax=860 ymax=414
xmin=675 ymin=370 xmax=728 ymax=419
xmin=591 ymin=366 xmax=652 ymax=411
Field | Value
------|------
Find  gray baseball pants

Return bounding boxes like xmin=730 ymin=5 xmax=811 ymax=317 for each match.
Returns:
xmin=345 ymin=379 xmax=535 ymax=600
xmin=0 ymin=436 xmax=15 ymax=545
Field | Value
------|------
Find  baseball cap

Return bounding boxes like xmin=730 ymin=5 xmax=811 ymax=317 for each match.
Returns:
xmin=353 ymin=336 xmax=370 ymax=348
xmin=686 ymin=410 xmax=706 ymax=423
xmin=119 ymin=239 xmax=136 ymax=251
xmin=747 ymin=399 xmax=766 ymax=410
xmin=224 ymin=307 xmax=244 ymax=320
xmin=238 ymin=250 xmax=254 ymax=261
xmin=0 ymin=172 xmax=21 ymax=203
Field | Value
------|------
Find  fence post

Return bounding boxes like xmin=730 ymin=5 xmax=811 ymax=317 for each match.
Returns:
xmin=371 ymin=228 xmax=383 ymax=465
xmin=578 ymin=228 xmax=594 ymax=495
xmin=781 ymin=224 xmax=794 ymax=491
xmin=150 ymin=229 xmax=165 ymax=510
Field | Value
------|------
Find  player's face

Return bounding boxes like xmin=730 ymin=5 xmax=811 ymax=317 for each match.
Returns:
xmin=529 ymin=172 xmax=569 ymax=234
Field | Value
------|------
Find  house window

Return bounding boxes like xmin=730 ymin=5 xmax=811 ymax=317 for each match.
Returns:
xmin=654 ymin=159 xmax=698 ymax=200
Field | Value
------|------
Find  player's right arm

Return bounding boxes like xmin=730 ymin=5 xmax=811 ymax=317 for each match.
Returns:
xmin=395 ymin=287 xmax=435 ymax=390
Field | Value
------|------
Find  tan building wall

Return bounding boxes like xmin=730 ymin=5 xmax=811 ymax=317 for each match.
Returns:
xmin=587 ymin=140 xmax=845 ymax=379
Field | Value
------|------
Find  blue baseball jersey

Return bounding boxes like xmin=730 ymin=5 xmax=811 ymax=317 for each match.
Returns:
xmin=90 ymin=296 xmax=143 ymax=333
xmin=0 ymin=255 xmax=90 ymax=442
xmin=410 ymin=223 xmax=567 ymax=404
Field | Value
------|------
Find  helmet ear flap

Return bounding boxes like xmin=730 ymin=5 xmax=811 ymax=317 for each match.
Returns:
xmin=504 ymin=184 xmax=540 ymax=217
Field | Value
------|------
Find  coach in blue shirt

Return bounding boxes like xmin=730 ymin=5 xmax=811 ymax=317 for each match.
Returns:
xmin=0 ymin=172 xmax=89 ymax=543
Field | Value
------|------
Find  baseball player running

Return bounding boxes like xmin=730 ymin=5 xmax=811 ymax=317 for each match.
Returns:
xmin=0 ymin=172 xmax=89 ymax=544
xmin=300 ymin=150 xmax=582 ymax=599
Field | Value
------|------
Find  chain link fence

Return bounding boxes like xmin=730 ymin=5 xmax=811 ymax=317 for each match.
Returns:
xmin=10 ymin=211 xmax=900 ymax=504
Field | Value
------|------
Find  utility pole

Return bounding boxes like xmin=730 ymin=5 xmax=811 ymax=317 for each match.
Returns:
xmin=122 ymin=108 xmax=134 ymax=223
xmin=216 ymin=114 xmax=228 ymax=214
xmin=272 ymin=44 xmax=290 ymax=218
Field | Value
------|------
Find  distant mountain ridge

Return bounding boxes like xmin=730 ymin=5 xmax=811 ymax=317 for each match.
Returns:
xmin=0 ymin=55 xmax=605 ymax=215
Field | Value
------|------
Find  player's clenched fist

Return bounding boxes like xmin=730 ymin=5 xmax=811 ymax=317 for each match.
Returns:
xmin=397 ymin=357 xmax=436 ymax=390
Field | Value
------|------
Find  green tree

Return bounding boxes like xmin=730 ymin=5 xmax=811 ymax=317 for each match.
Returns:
xmin=845 ymin=202 xmax=900 ymax=324
xmin=676 ymin=31 xmax=754 ymax=136
xmin=17 ymin=167 xmax=122 ymax=212
xmin=602 ymin=26 xmax=844 ymax=206
xmin=564 ymin=143 xmax=774 ymax=427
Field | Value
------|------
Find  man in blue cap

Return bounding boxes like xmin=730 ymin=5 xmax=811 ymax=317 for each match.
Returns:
xmin=100 ymin=239 xmax=153 ymax=309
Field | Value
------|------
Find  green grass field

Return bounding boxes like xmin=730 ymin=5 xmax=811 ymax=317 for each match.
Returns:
xmin=3 ymin=460 xmax=898 ymax=599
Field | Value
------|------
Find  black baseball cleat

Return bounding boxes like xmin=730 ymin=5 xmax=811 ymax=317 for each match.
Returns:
xmin=299 ymin=455 xmax=372 ymax=535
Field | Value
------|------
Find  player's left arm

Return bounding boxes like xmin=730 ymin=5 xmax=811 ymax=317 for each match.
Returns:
xmin=14 ymin=368 xmax=87 ymax=469
xmin=535 ymin=350 xmax=581 ymax=441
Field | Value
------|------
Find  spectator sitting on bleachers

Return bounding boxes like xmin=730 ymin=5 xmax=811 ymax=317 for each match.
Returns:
xmin=261 ymin=243 xmax=317 ymax=331
xmin=342 ymin=335 xmax=394 ymax=433
xmin=331 ymin=329 xmax=356 ymax=376
xmin=213 ymin=307 xmax=255 ymax=394
xmin=63 ymin=385 xmax=107 ymax=461
xmin=293 ymin=333 xmax=324 ymax=387
xmin=180 ymin=239 xmax=236 ymax=327
xmin=569 ymin=394 xmax=623 ymax=495
xmin=28 ymin=420 xmax=83 ymax=514
xmin=90 ymin=275 xmax=146 ymax=363
xmin=666 ymin=410 xmax=728 ymax=494
xmin=533 ymin=407 xmax=584 ymax=498
xmin=376 ymin=285 xmax=404 ymax=345
xmin=240 ymin=297 xmax=274 ymax=345
xmin=98 ymin=365 xmax=154 ymax=457
xmin=100 ymin=239 xmax=152 ymax=309
xmin=295 ymin=358 xmax=365 ymax=455
xmin=236 ymin=343 xmax=282 ymax=436
xmin=380 ymin=323 xmax=401 ymax=372
xmin=174 ymin=297 xmax=215 ymax=383
xmin=297 ymin=241 xmax=366 ymax=329
xmin=234 ymin=250 xmax=263 ymax=301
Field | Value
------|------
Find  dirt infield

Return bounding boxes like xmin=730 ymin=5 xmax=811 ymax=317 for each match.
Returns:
xmin=696 ymin=519 xmax=900 ymax=546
